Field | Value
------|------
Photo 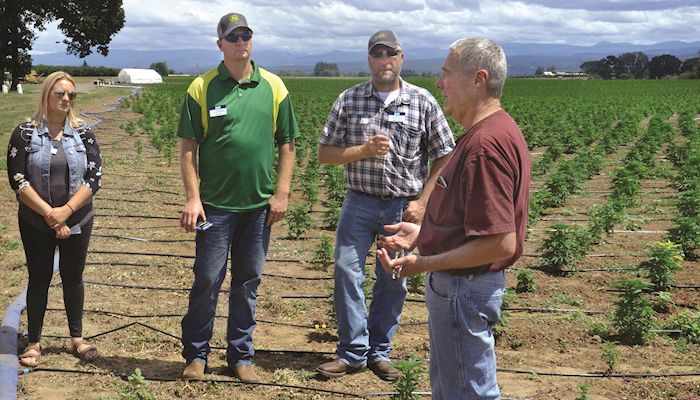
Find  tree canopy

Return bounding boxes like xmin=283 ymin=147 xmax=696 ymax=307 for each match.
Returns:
xmin=0 ymin=0 xmax=125 ymax=89
xmin=150 ymin=61 xmax=174 ymax=76
xmin=313 ymin=62 xmax=342 ymax=77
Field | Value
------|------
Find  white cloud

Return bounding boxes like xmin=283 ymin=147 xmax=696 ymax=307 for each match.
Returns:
xmin=30 ymin=0 xmax=700 ymax=57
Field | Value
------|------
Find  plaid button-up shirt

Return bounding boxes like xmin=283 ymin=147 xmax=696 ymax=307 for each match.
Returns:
xmin=320 ymin=80 xmax=454 ymax=197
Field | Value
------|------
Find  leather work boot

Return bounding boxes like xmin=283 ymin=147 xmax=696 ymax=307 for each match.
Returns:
xmin=368 ymin=360 xmax=400 ymax=381
xmin=232 ymin=364 xmax=261 ymax=383
xmin=316 ymin=359 xmax=366 ymax=378
xmin=183 ymin=361 xmax=205 ymax=380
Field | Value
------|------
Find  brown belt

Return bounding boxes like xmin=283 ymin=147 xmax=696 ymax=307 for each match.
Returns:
xmin=445 ymin=263 xmax=492 ymax=277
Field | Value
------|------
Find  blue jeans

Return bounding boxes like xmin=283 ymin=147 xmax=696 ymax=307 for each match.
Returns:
xmin=181 ymin=204 xmax=270 ymax=367
xmin=334 ymin=190 xmax=409 ymax=367
xmin=426 ymin=270 xmax=505 ymax=400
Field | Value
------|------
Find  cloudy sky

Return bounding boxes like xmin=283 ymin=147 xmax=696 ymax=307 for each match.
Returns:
xmin=31 ymin=0 xmax=700 ymax=56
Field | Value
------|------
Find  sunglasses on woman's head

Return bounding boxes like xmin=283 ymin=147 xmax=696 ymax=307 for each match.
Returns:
xmin=54 ymin=88 xmax=77 ymax=100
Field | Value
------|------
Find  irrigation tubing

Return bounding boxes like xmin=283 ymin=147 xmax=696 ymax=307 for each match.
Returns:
xmin=30 ymin=322 xmax=696 ymax=380
xmin=21 ymin=367 xmax=367 ymax=398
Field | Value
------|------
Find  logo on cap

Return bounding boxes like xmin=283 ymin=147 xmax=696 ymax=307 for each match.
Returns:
xmin=230 ymin=15 xmax=239 ymax=22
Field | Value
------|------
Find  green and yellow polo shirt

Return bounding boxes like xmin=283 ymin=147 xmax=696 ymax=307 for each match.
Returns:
xmin=178 ymin=61 xmax=300 ymax=212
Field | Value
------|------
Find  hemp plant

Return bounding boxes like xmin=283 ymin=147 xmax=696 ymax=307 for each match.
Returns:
xmin=638 ymin=241 xmax=683 ymax=292
xmin=391 ymin=357 xmax=425 ymax=400
xmin=286 ymin=204 xmax=312 ymax=239
xmin=601 ymin=341 xmax=621 ymax=374
xmin=612 ymin=279 xmax=656 ymax=345
xmin=311 ymin=233 xmax=334 ymax=271
xmin=538 ymin=223 xmax=592 ymax=274
xmin=118 ymin=368 xmax=155 ymax=400
xmin=515 ymin=268 xmax=536 ymax=293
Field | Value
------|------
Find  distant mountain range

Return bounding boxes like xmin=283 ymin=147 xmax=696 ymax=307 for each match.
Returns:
xmin=31 ymin=41 xmax=700 ymax=76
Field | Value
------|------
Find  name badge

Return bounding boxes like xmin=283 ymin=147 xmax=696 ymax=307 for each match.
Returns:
xmin=51 ymin=147 xmax=58 ymax=155
xmin=209 ymin=105 xmax=227 ymax=118
xmin=387 ymin=112 xmax=406 ymax=123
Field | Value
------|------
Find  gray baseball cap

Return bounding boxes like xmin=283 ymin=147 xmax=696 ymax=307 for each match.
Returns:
xmin=217 ymin=13 xmax=253 ymax=38
xmin=368 ymin=30 xmax=402 ymax=52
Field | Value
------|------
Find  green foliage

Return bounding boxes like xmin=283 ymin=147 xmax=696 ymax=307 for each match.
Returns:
xmin=601 ymin=341 xmax=621 ymax=374
xmin=391 ymin=357 xmax=425 ymax=400
xmin=638 ymin=241 xmax=683 ymax=291
xmin=589 ymin=320 xmax=613 ymax=339
xmin=664 ymin=311 xmax=700 ymax=344
xmin=286 ymin=205 xmax=312 ymax=239
xmin=515 ymin=268 xmax=536 ymax=293
xmin=668 ymin=215 xmax=700 ymax=259
xmin=313 ymin=62 xmax=342 ymax=77
xmin=32 ymin=64 xmax=121 ymax=76
xmin=612 ymin=279 xmax=656 ymax=345
xmin=119 ymin=368 xmax=156 ymax=400
xmin=588 ymin=202 xmax=624 ymax=240
xmin=2 ymin=238 xmax=20 ymax=251
xmin=311 ymin=234 xmax=334 ymax=270
xmin=574 ymin=383 xmax=592 ymax=400
xmin=407 ymin=273 xmax=425 ymax=294
xmin=493 ymin=290 xmax=515 ymax=341
xmin=149 ymin=61 xmax=172 ymax=76
xmin=539 ymin=223 xmax=592 ymax=274
xmin=652 ymin=291 xmax=674 ymax=314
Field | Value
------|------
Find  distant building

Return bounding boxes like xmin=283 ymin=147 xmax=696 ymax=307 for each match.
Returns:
xmin=117 ymin=69 xmax=163 ymax=84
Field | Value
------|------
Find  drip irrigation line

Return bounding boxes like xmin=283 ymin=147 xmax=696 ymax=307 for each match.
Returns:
xmin=263 ymin=272 xmax=332 ymax=280
xmin=528 ymin=228 xmax=669 ymax=234
xmin=522 ymin=252 xmax=651 ymax=258
xmin=92 ymin=233 xmax=191 ymax=243
xmin=671 ymin=284 xmax=700 ymax=290
xmin=505 ymin=307 xmax=605 ymax=315
xmin=82 ymin=280 xmax=195 ymax=292
xmin=128 ymin=188 xmax=181 ymax=196
xmin=85 ymin=261 xmax=188 ymax=268
xmin=497 ymin=367 xmax=700 ymax=378
xmin=97 ymin=197 xmax=180 ymax=206
xmin=95 ymin=213 xmax=179 ymax=220
xmin=94 ymin=224 xmax=181 ymax=230
xmin=21 ymin=368 xmax=367 ymax=398
xmin=91 ymin=250 xmax=195 ymax=259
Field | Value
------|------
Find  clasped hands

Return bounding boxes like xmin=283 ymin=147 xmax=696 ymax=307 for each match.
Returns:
xmin=44 ymin=205 xmax=73 ymax=239
xmin=377 ymin=222 xmax=422 ymax=278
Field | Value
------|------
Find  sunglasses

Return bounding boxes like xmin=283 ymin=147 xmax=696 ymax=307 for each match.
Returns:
xmin=370 ymin=48 xmax=401 ymax=59
xmin=223 ymin=32 xmax=253 ymax=43
xmin=54 ymin=88 xmax=77 ymax=100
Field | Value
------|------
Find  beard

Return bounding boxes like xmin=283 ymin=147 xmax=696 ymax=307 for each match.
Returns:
xmin=373 ymin=66 xmax=402 ymax=85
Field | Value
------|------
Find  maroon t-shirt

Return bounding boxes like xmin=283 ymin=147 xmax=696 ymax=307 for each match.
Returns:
xmin=417 ymin=109 xmax=531 ymax=273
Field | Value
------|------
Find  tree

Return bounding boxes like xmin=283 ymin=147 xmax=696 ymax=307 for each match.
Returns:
xmin=82 ymin=59 xmax=89 ymax=67
xmin=546 ymin=65 xmax=557 ymax=72
xmin=580 ymin=60 xmax=612 ymax=79
xmin=0 ymin=0 xmax=125 ymax=89
xmin=313 ymin=62 xmax=341 ymax=77
xmin=679 ymin=52 xmax=700 ymax=79
xmin=618 ymin=51 xmax=648 ymax=79
xmin=534 ymin=66 xmax=545 ymax=76
xmin=150 ymin=61 xmax=172 ymax=76
xmin=648 ymin=55 xmax=682 ymax=79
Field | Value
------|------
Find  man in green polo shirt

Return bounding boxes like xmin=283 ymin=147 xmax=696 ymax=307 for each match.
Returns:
xmin=177 ymin=12 xmax=299 ymax=383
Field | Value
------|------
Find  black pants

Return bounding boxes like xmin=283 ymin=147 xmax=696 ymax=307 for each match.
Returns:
xmin=19 ymin=217 xmax=93 ymax=342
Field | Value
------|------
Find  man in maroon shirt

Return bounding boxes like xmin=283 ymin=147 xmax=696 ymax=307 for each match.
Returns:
xmin=378 ymin=37 xmax=531 ymax=399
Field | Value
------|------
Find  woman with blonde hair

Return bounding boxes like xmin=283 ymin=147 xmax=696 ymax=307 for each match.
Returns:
xmin=6 ymin=71 xmax=102 ymax=367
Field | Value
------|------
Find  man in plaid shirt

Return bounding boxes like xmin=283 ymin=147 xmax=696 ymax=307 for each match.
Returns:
xmin=316 ymin=30 xmax=454 ymax=381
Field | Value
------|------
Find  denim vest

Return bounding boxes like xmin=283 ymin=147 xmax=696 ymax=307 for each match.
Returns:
xmin=26 ymin=121 xmax=88 ymax=204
